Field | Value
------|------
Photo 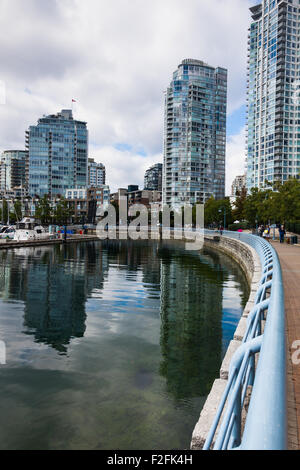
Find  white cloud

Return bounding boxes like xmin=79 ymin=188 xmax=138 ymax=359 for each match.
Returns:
xmin=0 ymin=0 xmax=257 ymax=191
xmin=226 ymin=127 xmax=246 ymax=196
xmin=90 ymin=145 xmax=161 ymax=192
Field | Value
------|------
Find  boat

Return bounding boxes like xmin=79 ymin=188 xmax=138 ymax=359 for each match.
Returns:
xmin=13 ymin=218 xmax=49 ymax=242
xmin=0 ymin=225 xmax=16 ymax=239
xmin=0 ymin=225 xmax=9 ymax=234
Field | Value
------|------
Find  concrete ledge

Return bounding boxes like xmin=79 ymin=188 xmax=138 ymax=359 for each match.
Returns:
xmin=220 ymin=340 xmax=242 ymax=380
xmin=234 ymin=317 xmax=248 ymax=342
xmin=191 ymin=379 xmax=227 ymax=450
xmin=243 ymin=300 xmax=255 ymax=318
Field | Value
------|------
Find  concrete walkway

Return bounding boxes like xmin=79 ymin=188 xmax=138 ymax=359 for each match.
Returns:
xmin=271 ymin=241 xmax=300 ymax=450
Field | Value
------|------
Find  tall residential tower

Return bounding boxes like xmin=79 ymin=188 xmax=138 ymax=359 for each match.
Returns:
xmin=26 ymin=109 xmax=88 ymax=198
xmin=88 ymin=158 xmax=106 ymax=187
xmin=0 ymin=150 xmax=27 ymax=192
xmin=163 ymin=59 xmax=227 ymax=206
xmin=247 ymin=0 xmax=300 ymax=191
xmin=144 ymin=163 xmax=163 ymax=191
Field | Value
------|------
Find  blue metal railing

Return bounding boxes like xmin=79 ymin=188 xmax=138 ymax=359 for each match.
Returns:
xmin=203 ymin=231 xmax=286 ymax=450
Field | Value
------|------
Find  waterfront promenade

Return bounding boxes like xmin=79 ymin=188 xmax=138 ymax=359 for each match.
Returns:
xmin=272 ymin=241 xmax=300 ymax=450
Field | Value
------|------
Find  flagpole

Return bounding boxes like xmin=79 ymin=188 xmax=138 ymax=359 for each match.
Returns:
xmin=71 ymin=99 xmax=77 ymax=113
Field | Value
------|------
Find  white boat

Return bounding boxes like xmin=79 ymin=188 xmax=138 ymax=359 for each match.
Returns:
xmin=13 ymin=218 xmax=49 ymax=242
xmin=0 ymin=225 xmax=9 ymax=234
xmin=0 ymin=226 xmax=16 ymax=239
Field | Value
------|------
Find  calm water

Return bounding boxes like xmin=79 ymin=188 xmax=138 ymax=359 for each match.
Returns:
xmin=0 ymin=240 xmax=249 ymax=450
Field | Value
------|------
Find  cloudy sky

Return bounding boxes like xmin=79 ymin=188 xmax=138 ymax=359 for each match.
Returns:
xmin=0 ymin=0 xmax=257 ymax=194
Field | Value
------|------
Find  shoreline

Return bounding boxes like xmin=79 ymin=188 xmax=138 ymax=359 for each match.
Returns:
xmin=0 ymin=233 xmax=261 ymax=449
xmin=191 ymin=234 xmax=262 ymax=450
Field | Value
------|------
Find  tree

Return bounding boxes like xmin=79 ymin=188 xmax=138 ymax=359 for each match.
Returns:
xmin=0 ymin=199 xmax=8 ymax=224
xmin=35 ymin=195 xmax=52 ymax=224
xmin=275 ymin=178 xmax=300 ymax=223
xmin=242 ymin=178 xmax=300 ymax=227
xmin=53 ymin=198 xmax=73 ymax=225
xmin=204 ymin=197 xmax=233 ymax=228
xmin=8 ymin=200 xmax=22 ymax=223
xmin=232 ymin=187 xmax=247 ymax=222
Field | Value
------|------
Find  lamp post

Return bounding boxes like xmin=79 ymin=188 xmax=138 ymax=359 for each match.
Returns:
xmin=218 ymin=206 xmax=227 ymax=230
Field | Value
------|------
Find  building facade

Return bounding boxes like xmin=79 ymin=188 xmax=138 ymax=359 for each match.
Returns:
xmin=163 ymin=59 xmax=227 ymax=207
xmin=0 ymin=150 xmax=27 ymax=192
xmin=128 ymin=185 xmax=139 ymax=193
xmin=231 ymin=174 xmax=246 ymax=197
xmin=26 ymin=109 xmax=88 ymax=198
xmin=88 ymin=186 xmax=110 ymax=208
xmin=144 ymin=163 xmax=163 ymax=191
xmin=246 ymin=0 xmax=300 ymax=192
xmin=110 ymin=188 xmax=162 ymax=211
xmin=128 ymin=189 xmax=162 ymax=209
xmin=65 ymin=188 xmax=87 ymax=200
xmin=88 ymin=158 xmax=106 ymax=187
xmin=65 ymin=185 xmax=110 ymax=223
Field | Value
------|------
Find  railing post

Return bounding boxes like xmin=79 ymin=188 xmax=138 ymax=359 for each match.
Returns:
xmin=232 ymin=387 xmax=242 ymax=447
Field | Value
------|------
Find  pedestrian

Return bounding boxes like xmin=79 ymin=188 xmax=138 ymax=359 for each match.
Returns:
xmin=279 ymin=225 xmax=286 ymax=244
xmin=219 ymin=225 xmax=224 ymax=236
xmin=263 ymin=226 xmax=270 ymax=242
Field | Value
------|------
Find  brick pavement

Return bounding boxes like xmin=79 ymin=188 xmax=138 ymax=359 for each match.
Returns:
xmin=272 ymin=241 xmax=300 ymax=450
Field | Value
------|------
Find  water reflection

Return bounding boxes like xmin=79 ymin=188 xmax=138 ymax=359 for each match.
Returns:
xmin=0 ymin=245 xmax=109 ymax=353
xmin=0 ymin=241 xmax=249 ymax=450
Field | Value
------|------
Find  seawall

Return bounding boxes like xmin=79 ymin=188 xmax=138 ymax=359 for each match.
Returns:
xmin=190 ymin=233 xmax=262 ymax=450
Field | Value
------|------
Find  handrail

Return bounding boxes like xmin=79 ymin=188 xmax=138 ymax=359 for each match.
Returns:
xmin=203 ymin=230 xmax=286 ymax=450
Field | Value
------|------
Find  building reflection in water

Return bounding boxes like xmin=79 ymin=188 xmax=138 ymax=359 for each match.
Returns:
xmin=158 ymin=243 xmax=226 ymax=400
xmin=0 ymin=240 xmax=247 ymax=396
xmin=0 ymin=244 xmax=109 ymax=353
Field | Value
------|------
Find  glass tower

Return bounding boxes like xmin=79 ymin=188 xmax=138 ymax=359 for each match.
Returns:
xmin=26 ymin=109 xmax=88 ymax=198
xmin=144 ymin=163 xmax=163 ymax=191
xmin=163 ymin=59 xmax=227 ymax=207
xmin=247 ymin=0 xmax=300 ymax=191
xmin=0 ymin=150 xmax=27 ymax=191
xmin=88 ymin=158 xmax=106 ymax=187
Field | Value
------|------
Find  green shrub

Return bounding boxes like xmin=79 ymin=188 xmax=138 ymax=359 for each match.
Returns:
xmin=228 ymin=222 xmax=250 ymax=231
xmin=285 ymin=221 xmax=300 ymax=234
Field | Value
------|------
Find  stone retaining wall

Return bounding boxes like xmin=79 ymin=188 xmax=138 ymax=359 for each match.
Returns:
xmin=190 ymin=234 xmax=262 ymax=450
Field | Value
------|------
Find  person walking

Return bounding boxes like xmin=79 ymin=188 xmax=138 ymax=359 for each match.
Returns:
xmin=263 ymin=225 xmax=270 ymax=242
xmin=279 ymin=225 xmax=286 ymax=244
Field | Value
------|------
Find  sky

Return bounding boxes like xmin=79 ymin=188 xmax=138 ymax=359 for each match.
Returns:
xmin=0 ymin=0 xmax=258 ymax=195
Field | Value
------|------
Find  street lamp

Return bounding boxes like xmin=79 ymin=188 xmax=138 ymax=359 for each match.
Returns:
xmin=218 ymin=206 xmax=227 ymax=230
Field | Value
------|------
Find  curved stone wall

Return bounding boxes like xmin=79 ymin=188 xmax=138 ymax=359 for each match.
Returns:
xmin=190 ymin=234 xmax=262 ymax=450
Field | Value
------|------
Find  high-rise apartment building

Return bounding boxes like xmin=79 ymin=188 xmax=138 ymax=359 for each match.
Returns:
xmin=144 ymin=163 xmax=163 ymax=191
xmin=88 ymin=158 xmax=106 ymax=187
xmin=163 ymin=59 xmax=227 ymax=207
xmin=0 ymin=150 xmax=27 ymax=191
xmin=26 ymin=109 xmax=88 ymax=197
xmin=231 ymin=174 xmax=246 ymax=197
xmin=247 ymin=0 xmax=300 ymax=191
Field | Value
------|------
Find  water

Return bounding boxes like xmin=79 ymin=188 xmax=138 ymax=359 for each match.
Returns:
xmin=0 ymin=240 xmax=249 ymax=450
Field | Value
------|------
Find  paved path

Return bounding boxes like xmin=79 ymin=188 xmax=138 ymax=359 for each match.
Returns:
xmin=272 ymin=241 xmax=300 ymax=450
